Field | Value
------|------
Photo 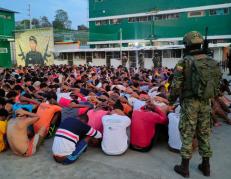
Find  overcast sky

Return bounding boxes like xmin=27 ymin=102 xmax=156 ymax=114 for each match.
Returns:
xmin=0 ymin=0 xmax=89 ymax=29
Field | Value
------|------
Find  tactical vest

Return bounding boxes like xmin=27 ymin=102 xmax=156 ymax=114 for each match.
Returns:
xmin=181 ymin=56 xmax=194 ymax=99
xmin=181 ymin=54 xmax=221 ymax=100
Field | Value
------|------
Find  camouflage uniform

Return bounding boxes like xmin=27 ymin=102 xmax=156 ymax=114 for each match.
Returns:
xmin=169 ymin=31 xmax=213 ymax=159
xmin=138 ymin=53 xmax=144 ymax=69
xmin=170 ymin=58 xmax=212 ymax=160
xmin=122 ymin=55 xmax=128 ymax=67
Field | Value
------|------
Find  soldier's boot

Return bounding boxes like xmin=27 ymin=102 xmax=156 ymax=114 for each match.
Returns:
xmin=198 ymin=157 xmax=210 ymax=177
xmin=174 ymin=158 xmax=190 ymax=178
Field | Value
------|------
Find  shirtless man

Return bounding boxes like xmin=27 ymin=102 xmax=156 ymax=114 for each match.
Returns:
xmin=7 ymin=109 xmax=46 ymax=157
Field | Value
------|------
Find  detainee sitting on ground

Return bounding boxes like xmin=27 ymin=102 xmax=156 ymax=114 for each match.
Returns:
xmin=52 ymin=113 xmax=102 ymax=165
xmin=7 ymin=109 xmax=46 ymax=157
xmin=0 ymin=108 xmax=9 ymax=152
xmin=212 ymin=96 xmax=231 ymax=126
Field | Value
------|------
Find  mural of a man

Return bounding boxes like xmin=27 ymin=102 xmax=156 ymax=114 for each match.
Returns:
xmin=25 ymin=36 xmax=44 ymax=66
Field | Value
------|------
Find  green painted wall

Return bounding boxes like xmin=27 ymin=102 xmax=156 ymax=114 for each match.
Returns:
xmin=0 ymin=11 xmax=15 ymax=38
xmin=0 ymin=10 xmax=15 ymax=67
xmin=89 ymin=0 xmax=230 ymax=18
xmin=89 ymin=6 xmax=231 ymax=42
xmin=0 ymin=41 xmax=12 ymax=67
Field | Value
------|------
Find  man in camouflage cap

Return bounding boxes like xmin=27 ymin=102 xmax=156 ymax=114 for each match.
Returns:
xmin=138 ymin=52 xmax=144 ymax=69
xmin=169 ymin=31 xmax=221 ymax=177
xmin=25 ymin=36 xmax=44 ymax=66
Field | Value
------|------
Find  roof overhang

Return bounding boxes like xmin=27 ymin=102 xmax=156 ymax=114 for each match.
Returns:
xmin=87 ymin=35 xmax=231 ymax=45
xmin=54 ymin=42 xmax=231 ymax=53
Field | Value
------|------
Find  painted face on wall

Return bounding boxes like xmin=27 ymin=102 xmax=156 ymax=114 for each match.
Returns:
xmin=29 ymin=40 xmax=37 ymax=51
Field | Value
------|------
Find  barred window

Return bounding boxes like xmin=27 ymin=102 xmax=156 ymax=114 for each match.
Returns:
xmin=128 ymin=16 xmax=152 ymax=23
xmin=93 ymin=52 xmax=105 ymax=59
xmin=144 ymin=50 xmax=153 ymax=58
xmin=0 ymin=48 xmax=8 ymax=53
xmin=210 ymin=8 xmax=229 ymax=16
xmin=110 ymin=19 xmax=121 ymax=25
xmin=188 ymin=10 xmax=205 ymax=17
xmin=95 ymin=20 xmax=109 ymax=26
xmin=163 ymin=50 xmax=181 ymax=58
xmin=155 ymin=13 xmax=179 ymax=20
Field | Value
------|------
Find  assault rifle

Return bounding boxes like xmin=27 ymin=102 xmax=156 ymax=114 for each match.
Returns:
xmin=43 ymin=38 xmax=51 ymax=64
xmin=18 ymin=43 xmax=26 ymax=61
xmin=203 ymin=27 xmax=213 ymax=56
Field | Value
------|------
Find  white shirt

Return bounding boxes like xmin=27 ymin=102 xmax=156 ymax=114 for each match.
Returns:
xmin=52 ymin=137 xmax=76 ymax=156
xmin=56 ymin=88 xmax=72 ymax=103
xmin=102 ymin=114 xmax=131 ymax=155
xmin=168 ymin=106 xmax=182 ymax=150
xmin=133 ymin=98 xmax=146 ymax=110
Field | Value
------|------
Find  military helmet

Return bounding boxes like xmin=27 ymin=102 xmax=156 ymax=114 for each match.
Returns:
xmin=29 ymin=36 xmax=37 ymax=44
xmin=183 ymin=31 xmax=204 ymax=46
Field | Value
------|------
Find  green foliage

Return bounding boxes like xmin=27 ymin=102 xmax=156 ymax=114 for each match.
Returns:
xmin=15 ymin=16 xmax=51 ymax=30
xmin=40 ymin=16 xmax=52 ymax=28
xmin=52 ymin=9 xmax=72 ymax=30
xmin=31 ymin=18 xmax=40 ymax=28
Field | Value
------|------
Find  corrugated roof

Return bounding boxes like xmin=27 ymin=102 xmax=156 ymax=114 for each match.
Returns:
xmin=0 ymin=7 xmax=17 ymax=13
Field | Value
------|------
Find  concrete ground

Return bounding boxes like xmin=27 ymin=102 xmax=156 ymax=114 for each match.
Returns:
xmin=0 ymin=122 xmax=231 ymax=179
xmin=1 ymin=72 xmax=231 ymax=179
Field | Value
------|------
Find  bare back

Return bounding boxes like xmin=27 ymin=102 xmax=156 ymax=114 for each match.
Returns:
xmin=7 ymin=118 xmax=29 ymax=155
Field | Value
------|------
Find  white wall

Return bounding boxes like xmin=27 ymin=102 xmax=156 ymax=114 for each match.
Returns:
xmin=213 ymin=48 xmax=223 ymax=62
xmin=54 ymin=57 xmax=184 ymax=69
xmin=111 ymin=58 xmax=122 ymax=68
xmin=144 ymin=58 xmax=153 ymax=69
xmin=92 ymin=58 xmax=106 ymax=66
xmin=162 ymin=58 xmax=181 ymax=69
xmin=54 ymin=60 xmax=68 ymax=65
xmin=73 ymin=59 xmax=86 ymax=66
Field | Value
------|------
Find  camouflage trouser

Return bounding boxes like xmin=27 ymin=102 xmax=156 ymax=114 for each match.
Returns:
xmin=122 ymin=60 xmax=127 ymax=67
xmin=138 ymin=59 xmax=144 ymax=69
xmin=179 ymin=98 xmax=212 ymax=159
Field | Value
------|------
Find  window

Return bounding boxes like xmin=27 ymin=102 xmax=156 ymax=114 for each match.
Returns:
xmin=188 ymin=11 xmax=205 ymax=17
xmin=128 ymin=16 xmax=152 ymax=23
xmin=163 ymin=50 xmax=171 ymax=58
xmin=96 ymin=44 xmax=109 ymax=48
xmin=112 ymin=52 xmax=120 ymax=59
xmin=62 ymin=53 xmax=67 ymax=60
xmin=86 ymin=52 xmax=93 ymax=63
xmin=163 ymin=50 xmax=181 ymax=58
xmin=109 ymin=44 xmax=120 ymax=48
xmin=172 ymin=49 xmax=181 ymax=58
xmin=155 ymin=13 xmax=179 ymax=20
xmin=0 ymin=15 xmax=10 ymax=19
xmin=210 ymin=8 xmax=229 ymax=16
xmin=144 ymin=50 xmax=153 ymax=58
xmin=6 ymin=15 xmax=11 ymax=20
xmin=95 ymin=20 xmax=109 ymax=26
xmin=93 ymin=52 xmax=105 ymax=59
xmin=0 ymin=48 xmax=8 ymax=53
xmin=110 ymin=19 xmax=121 ymax=25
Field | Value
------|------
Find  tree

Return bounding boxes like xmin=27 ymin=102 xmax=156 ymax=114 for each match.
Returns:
xmin=40 ymin=16 xmax=51 ymax=27
xmin=78 ymin=25 xmax=88 ymax=31
xmin=20 ymin=19 xmax=30 ymax=29
xmin=31 ymin=18 xmax=40 ymax=28
xmin=52 ymin=9 xmax=72 ymax=29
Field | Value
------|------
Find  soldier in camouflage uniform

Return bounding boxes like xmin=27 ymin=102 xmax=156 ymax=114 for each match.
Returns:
xmin=25 ymin=36 xmax=44 ymax=66
xmin=138 ymin=52 xmax=144 ymax=69
xmin=122 ymin=53 xmax=128 ymax=67
xmin=169 ymin=31 xmax=220 ymax=178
